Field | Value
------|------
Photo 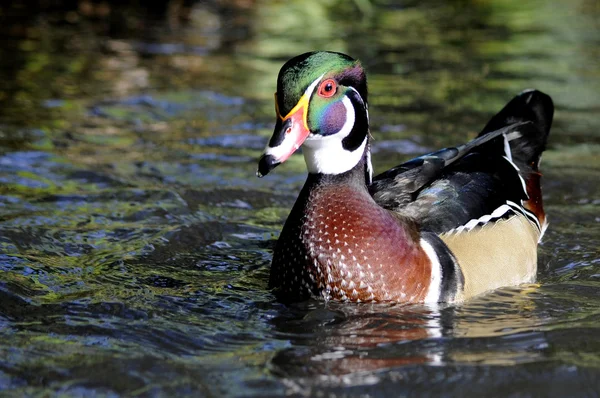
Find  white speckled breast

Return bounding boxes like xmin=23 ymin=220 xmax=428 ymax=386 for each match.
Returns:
xmin=269 ymin=182 xmax=432 ymax=302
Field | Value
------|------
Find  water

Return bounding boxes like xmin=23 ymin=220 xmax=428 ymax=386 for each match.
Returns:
xmin=0 ymin=0 xmax=599 ymax=396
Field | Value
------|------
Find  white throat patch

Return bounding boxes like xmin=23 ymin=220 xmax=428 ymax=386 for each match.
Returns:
xmin=302 ymin=95 xmax=368 ymax=175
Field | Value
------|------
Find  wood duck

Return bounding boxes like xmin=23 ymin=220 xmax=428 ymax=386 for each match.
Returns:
xmin=257 ymin=51 xmax=553 ymax=304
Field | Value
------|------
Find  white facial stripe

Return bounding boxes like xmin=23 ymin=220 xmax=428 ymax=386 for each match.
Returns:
xmin=349 ymin=86 xmax=365 ymax=107
xmin=350 ymin=86 xmax=372 ymax=183
xmin=421 ymin=238 xmax=442 ymax=303
xmin=303 ymin=73 xmax=325 ymax=103
xmin=302 ymin=95 xmax=367 ymax=175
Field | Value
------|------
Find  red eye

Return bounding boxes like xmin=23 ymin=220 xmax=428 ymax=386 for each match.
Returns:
xmin=318 ymin=79 xmax=337 ymax=98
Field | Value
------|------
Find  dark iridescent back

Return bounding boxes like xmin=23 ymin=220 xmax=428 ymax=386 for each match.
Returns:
xmin=369 ymin=90 xmax=553 ymax=234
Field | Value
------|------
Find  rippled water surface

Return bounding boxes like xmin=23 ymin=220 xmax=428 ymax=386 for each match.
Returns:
xmin=1 ymin=1 xmax=599 ymax=396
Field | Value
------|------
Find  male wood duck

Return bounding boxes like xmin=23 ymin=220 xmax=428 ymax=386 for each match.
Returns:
xmin=257 ymin=51 xmax=553 ymax=304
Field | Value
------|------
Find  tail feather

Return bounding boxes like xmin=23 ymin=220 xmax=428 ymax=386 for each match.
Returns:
xmin=479 ymin=89 xmax=554 ymax=233
xmin=479 ymin=89 xmax=553 ymax=171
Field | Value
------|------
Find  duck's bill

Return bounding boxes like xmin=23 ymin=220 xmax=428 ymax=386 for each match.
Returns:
xmin=257 ymin=101 xmax=310 ymax=177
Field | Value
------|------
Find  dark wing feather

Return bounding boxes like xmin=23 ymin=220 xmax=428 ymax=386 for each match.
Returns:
xmin=369 ymin=89 xmax=553 ymax=234
xmin=370 ymin=126 xmax=529 ymax=233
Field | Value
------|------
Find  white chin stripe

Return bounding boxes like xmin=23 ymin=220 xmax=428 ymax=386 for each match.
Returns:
xmin=302 ymin=95 xmax=367 ymax=175
xmin=303 ymin=136 xmax=367 ymax=175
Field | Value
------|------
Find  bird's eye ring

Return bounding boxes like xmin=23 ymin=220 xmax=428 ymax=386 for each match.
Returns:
xmin=318 ymin=79 xmax=337 ymax=98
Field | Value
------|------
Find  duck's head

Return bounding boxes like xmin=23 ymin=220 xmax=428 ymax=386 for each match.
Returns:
xmin=257 ymin=51 xmax=371 ymax=180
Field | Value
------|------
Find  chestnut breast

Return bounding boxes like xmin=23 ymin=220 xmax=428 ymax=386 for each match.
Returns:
xmin=300 ymin=184 xmax=432 ymax=302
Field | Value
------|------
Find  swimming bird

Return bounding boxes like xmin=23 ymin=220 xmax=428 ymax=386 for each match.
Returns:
xmin=257 ymin=51 xmax=553 ymax=303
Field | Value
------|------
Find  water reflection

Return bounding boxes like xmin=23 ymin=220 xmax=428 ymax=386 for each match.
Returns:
xmin=268 ymin=287 xmax=547 ymax=378
xmin=268 ymin=284 xmax=600 ymax=396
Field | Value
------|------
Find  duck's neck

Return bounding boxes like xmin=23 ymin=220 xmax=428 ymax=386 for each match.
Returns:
xmin=305 ymin=153 xmax=370 ymax=191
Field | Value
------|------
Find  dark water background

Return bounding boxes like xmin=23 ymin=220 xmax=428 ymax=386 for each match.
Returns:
xmin=0 ymin=0 xmax=599 ymax=396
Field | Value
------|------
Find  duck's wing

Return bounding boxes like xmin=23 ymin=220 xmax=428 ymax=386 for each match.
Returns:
xmin=369 ymin=90 xmax=553 ymax=235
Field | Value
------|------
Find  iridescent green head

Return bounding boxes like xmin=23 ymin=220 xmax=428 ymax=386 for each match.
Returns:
xmin=258 ymin=51 xmax=371 ymax=178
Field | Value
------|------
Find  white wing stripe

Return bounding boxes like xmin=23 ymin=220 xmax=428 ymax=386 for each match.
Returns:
xmin=447 ymin=200 xmax=542 ymax=235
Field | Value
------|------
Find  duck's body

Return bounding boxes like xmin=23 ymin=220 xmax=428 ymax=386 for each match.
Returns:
xmin=258 ymin=51 xmax=553 ymax=303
